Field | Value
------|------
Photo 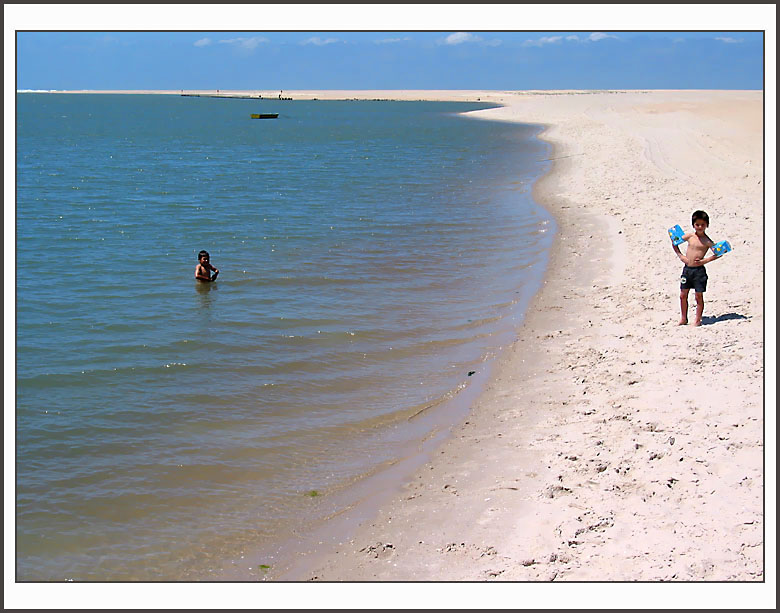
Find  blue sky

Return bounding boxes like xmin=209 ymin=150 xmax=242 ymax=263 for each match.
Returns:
xmin=14 ymin=29 xmax=766 ymax=91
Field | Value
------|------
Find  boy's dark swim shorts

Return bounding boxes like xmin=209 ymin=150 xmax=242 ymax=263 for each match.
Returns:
xmin=680 ymin=265 xmax=708 ymax=293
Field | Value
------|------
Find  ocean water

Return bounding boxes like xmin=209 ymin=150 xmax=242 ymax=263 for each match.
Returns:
xmin=15 ymin=93 xmax=554 ymax=580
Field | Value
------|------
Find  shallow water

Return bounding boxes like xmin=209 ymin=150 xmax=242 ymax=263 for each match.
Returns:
xmin=15 ymin=94 xmax=553 ymax=580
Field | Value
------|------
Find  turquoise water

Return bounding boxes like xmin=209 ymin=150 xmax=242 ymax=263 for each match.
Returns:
xmin=15 ymin=94 xmax=553 ymax=580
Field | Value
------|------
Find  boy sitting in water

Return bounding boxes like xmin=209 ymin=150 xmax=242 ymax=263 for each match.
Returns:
xmin=195 ymin=250 xmax=219 ymax=282
xmin=670 ymin=210 xmax=720 ymax=326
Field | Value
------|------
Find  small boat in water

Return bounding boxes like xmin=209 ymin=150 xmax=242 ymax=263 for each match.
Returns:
xmin=250 ymin=113 xmax=279 ymax=119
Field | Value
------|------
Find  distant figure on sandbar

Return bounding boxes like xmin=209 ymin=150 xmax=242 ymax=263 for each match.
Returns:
xmin=195 ymin=250 xmax=219 ymax=282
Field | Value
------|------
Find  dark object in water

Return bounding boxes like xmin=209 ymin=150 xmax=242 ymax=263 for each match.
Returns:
xmin=250 ymin=113 xmax=279 ymax=119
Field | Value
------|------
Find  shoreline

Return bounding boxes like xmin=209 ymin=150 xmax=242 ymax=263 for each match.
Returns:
xmin=252 ymin=90 xmax=768 ymax=584
xmin=206 ymin=112 xmax=556 ymax=582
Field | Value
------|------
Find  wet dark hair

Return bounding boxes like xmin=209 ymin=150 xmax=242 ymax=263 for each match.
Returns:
xmin=198 ymin=250 xmax=210 ymax=260
xmin=692 ymin=210 xmax=709 ymax=226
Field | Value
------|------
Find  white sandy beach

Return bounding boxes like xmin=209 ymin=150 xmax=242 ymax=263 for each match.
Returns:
xmin=36 ymin=89 xmax=772 ymax=595
xmin=228 ymin=90 xmax=768 ymax=585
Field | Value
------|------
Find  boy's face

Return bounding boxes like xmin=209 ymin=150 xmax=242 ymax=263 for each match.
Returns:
xmin=199 ymin=255 xmax=209 ymax=266
xmin=693 ymin=219 xmax=708 ymax=234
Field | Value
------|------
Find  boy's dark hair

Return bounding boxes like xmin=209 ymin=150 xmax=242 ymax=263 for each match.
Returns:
xmin=692 ymin=210 xmax=709 ymax=225
xmin=198 ymin=250 xmax=210 ymax=260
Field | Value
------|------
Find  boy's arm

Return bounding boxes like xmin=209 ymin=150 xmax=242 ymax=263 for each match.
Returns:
xmin=671 ymin=234 xmax=690 ymax=265
xmin=701 ymin=246 xmax=722 ymax=264
xmin=696 ymin=237 xmax=721 ymax=265
xmin=195 ymin=265 xmax=213 ymax=281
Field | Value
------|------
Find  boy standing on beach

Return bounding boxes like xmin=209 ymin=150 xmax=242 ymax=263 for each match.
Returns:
xmin=195 ymin=250 xmax=219 ymax=282
xmin=671 ymin=210 xmax=720 ymax=326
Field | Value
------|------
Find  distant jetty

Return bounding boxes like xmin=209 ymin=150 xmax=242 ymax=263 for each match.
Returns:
xmin=181 ymin=93 xmax=260 ymax=99
xmin=181 ymin=92 xmax=293 ymax=100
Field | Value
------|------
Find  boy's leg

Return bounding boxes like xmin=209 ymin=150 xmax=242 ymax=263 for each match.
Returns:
xmin=679 ymin=289 xmax=690 ymax=325
xmin=693 ymin=292 xmax=705 ymax=326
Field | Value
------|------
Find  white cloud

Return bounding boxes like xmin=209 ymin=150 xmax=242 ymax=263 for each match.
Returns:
xmin=193 ymin=38 xmax=212 ymax=47
xmin=522 ymin=36 xmax=563 ymax=47
xmin=301 ymin=37 xmax=341 ymax=46
xmin=715 ymin=37 xmax=743 ymax=44
xmin=375 ymin=37 xmax=411 ymax=44
xmin=588 ymin=32 xmax=618 ymax=42
xmin=443 ymin=32 xmax=482 ymax=45
xmin=218 ymin=36 xmax=269 ymax=50
xmin=523 ymin=32 xmax=618 ymax=47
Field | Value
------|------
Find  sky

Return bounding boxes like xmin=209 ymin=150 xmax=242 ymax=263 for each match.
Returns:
xmin=7 ymin=5 xmax=774 ymax=91
xmin=13 ymin=29 xmax=767 ymax=91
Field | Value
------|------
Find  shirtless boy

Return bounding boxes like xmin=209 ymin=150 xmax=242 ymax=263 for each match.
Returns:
xmin=195 ymin=250 xmax=219 ymax=282
xmin=671 ymin=210 xmax=721 ymax=326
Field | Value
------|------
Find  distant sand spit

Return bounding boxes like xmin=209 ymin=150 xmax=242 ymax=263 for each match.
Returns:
xmin=31 ymin=88 xmax=714 ymax=101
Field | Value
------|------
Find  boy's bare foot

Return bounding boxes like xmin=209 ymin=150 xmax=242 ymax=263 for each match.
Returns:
xmin=678 ymin=318 xmax=688 ymax=325
xmin=692 ymin=319 xmax=702 ymax=327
